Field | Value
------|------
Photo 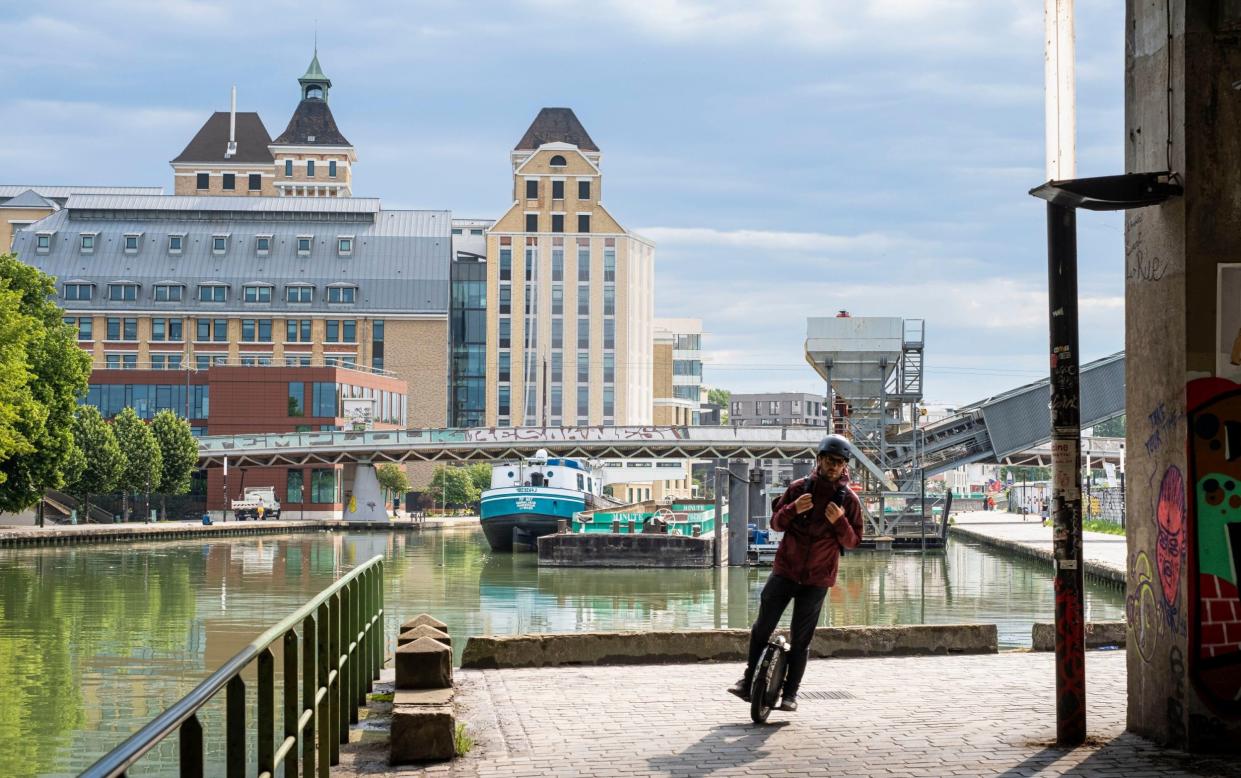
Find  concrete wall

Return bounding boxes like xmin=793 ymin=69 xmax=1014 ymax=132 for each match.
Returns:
xmin=538 ymin=532 xmax=714 ymax=568
xmin=1125 ymin=1 xmax=1241 ymax=751
xmin=460 ymin=624 xmax=998 ymax=669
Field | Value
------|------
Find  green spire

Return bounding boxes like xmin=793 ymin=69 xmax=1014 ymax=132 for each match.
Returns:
xmin=298 ymin=47 xmax=331 ymax=102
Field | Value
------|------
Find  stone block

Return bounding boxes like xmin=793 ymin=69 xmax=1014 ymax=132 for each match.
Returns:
xmin=390 ymin=703 xmax=455 ymax=764
xmin=401 ymin=613 xmax=448 ymax=634
xmin=398 ymin=625 xmax=452 ymax=648
xmin=394 ymin=687 xmax=454 ymax=706
xmin=395 ymin=636 xmax=452 ymax=689
xmin=1031 ymin=621 xmax=1126 ymax=651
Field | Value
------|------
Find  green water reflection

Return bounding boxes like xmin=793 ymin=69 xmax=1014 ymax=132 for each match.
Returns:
xmin=0 ymin=527 xmax=1124 ymax=776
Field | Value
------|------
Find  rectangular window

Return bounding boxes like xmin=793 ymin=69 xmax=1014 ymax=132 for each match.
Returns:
xmin=77 ymin=318 xmax=93 ymax=341
xmin=325 ymin=320 xmax=339 ymax=342
xmin=525 ymin=213 xmax=538 ymax=232
xmin=213 ymin=319 xmax=227 ymax=342
xmin=552 ymin=318 xmax=563 ymax=349
xmin=551 ymin=352 xmax=562 ymax=382
xmin=525 ymin=247 xmax=537 ymax=281
xmin=287 ymin=470 xmax=304 ymax=503
xmin=168 ymin=235 xmax=183 ymax=253
xmin=311 ymin=468 xmax=337 ymax=504
xmin=286 ymin=319 xmax=305 ymax=342
xmin=604 ymin=352 xmax=615 ymax=383
xmin=123 ymin=318 xmax=137 ymax=341
xmin=498 ymin=386 xmax=510 ymax=416
xmin=525 ymin=179 xmax=538 ymax=199
xmin=256 ymin=236 xmax=271 ymax=254
xmin=288 ymin=382 xmax=305 ymax=416
xmin=249 ymin=173 xmax=262 ymax=191
xmin=243 ymin=285 xmax=272 ymax=303
xmin=286 ymin=286 xmax=312 ymax=303
xmin=499 ymin=248 xmax=512 ymax=281
xmin=106 ymin=353 xmax=120 ymax=369
xmin=124 ymin=234 xmax=139 ymax=253
xmin=196 ymin=354 xmax=210 ymax=370
xmin=329 ymin=160 xmax=337 ymax=178
xmin=154 ymin=284 xmax=182 ymax=302
xmin=551 ymin=214 xmax=564 ymax=233
xmin=372 ymin=319 xmax=384 ymax=371
xmin=552 ymin=285 xmax=563 ymax=315
xmin=552 ymin=249 xmax=563 ymax=281
xmin=196 ymin=319 xmax=210 ymax=342
xmin=152 ymin=318 xmax=166 ymax=341
xmin=552 ymin=179 xmax=564 ymax=199
xmin=577 ymin=386 xmax=589 ymax=418
xmin=196 ymin=172 xmax=209 ymax=189
xmin=63 ymin=283 xmax=93 ymax=301
xmin=36 ymin=234 xmax=50 ymax=251
xmin=578 ymin=179 xmax=590 ymax=199
xmin=222 ymin=173 xmax=235 ymax=191
xmin=198 ymin=285 xmax=227 ymax=302
xmin=577 ymin=317 xmax=589 ymax=349
xmin=578 ymin=246 xmax=590 ymax=281
xmin=106 ymin=317 xmax=120 ymax=341
xmin=241 ymin=319 xmax=255 ymax=342
xmin=258 ymin=319 xmax=272 ymax=342
xmin=604 ymin=386 xmax=615 ymax=417
xmin=297 ymin=237 xmax=312 ymax=255
xmin=312 ymin=382 xmax=338 ymax=416
xmin=339 ymin=320 xmax=354 ymax=343
xmin=604 ymin=286 xmax=615 ymax=317
xmin=499 ymin=285 xmax=511 ymax=314
xmin=150 ymin=353 xmax=166 ymax=370
xmin=212 ymin=236 xmax=227 ymax=254
xmin=80 ymin=234 xmax=95 ymax=252
xmin=167 ymin=318 xmax=183 ymax=341
xmin=578 ymin=284 xmax=590 ymax=315
xmin=551 ymin=386 xmax=562 ymax=417
xmin=499 ymin=318 xmax=510 ymax=349
xmin=337 ymin=237 xmax=352 ymax=255
xmin=327 ymin=286 xmax=355 ymax=303
xmin=307 ymin=160 xmax=315 ymax=177
xmin=285 ymin=159 xmax=293 ymax=176
xmin=122 ymin=353 xmax=137 ymax=370
xmin=604 ymin=248 xmax=616 ymax=282
xmin=577 ymin=351 xmax=589 ymax=383
xmin=604 ymin=319 xmax=615 ymax=349
xmin=498 ymin=351 xmax=510 ymax=382
xmin=578 ymin=214 xmax=590 ymax=233
xmin=108 ymin=284 xmax=138 ymax=302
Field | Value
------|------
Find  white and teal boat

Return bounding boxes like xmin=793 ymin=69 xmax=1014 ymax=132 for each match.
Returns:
xmin=480 ymin=449 xmax=607 ymax=552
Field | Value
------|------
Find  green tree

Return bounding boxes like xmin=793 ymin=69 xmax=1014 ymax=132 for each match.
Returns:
xmin=113 ymin=407 xmax=162 ymax=522
xmin=65 ymin=406 xmax=124 ymax=522
xmin=376 ymin=464 xmax=411 ymax=512
xmin=151 ymin=409 xmax=199 ymax=520
xmin=707 ymin=388 xmax=731 ymax=423
xmin=467 ymin=462 xmax=492 ymax=495
xmin=1092 ymin=414 xmax=1126 ymax=438
xmin=0 ymin=254 xmax=91 ymax=512
xmin=429 ymin=465 xmax=481 ymax=511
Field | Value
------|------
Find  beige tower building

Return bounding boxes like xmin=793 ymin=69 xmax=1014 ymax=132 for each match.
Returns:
xmin=484 ymin=108 xmax=654 ymax=427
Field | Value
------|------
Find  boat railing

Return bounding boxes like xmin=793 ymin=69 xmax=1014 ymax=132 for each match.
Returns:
xmin=80 ymin=555 xmax=385 ymax=778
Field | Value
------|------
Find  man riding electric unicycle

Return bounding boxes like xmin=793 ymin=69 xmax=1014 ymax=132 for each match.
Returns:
xmin=728 ymin=434 xmax=863 ymax=720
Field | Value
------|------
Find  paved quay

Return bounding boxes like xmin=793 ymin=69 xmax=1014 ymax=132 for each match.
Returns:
xmin=337 ymin=650 xmax=1241 ymax=777
xmin=950 ymin=510 xmax=1127 ymax=585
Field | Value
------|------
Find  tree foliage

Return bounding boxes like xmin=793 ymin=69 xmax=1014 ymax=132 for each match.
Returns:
xmin=151 ymin=410 xmax=198 ymax=497
xmin=429 ymin=465 xmax=481 ymax=507
xmin=113 ymin=407 xmax=162 ymax=519
xmin=0 ymin=254 xmax=91 ymax=511
xmin=65 ymin=406 xmax=124 ymax=504
xmin=376 ymin=464 xmax=411 ymax=499
xmin=467 ymin=463 xmax=492 ymax=495
xmin=1092 ymin=414 xmax=1126 ymax=438
xmin=707 ymin=388 xmax=731 ymax=407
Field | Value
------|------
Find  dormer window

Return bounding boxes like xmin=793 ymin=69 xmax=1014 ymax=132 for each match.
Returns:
xmin=168 ymin=234 xmax=185 ymax=254
xmin=63 ymin=282 xmax=94 ymax=301
xmin=256 ymin=235 xmax=272 ymax=255
xmin=243 ymin=284 xmax=272 ymax=303
xmin=286 ymin=285 xmax=313 ymax=303
xmin=108 ymin=283 xmax=139 ymax=302
xmin=337 ymin=236 xmax=353 ymax=256
xmin=35 ymin=232 xmax=52 ymax=253
xmin=79 ymin=233 xmax=97 ymax=253
xmin=123 ymin=233 xmax=142 ymax=254
xmin=153 ymin=283 xmax=184 ymax=302
xmin=549 ymin=154 xmax=567 ymax=167
xmin=297 ymin=236 xmax=313 ymax=256
xmin=212 ymin=235 xmax=229 ymax=255
xmin=326 ymin=284 xmax=356 ymax=304
xmin=198 ymin=284 xmax=228 ymax=303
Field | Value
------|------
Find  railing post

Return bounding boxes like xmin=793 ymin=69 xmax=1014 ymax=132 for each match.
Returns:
xmin=329 ymin=592 xmax=343 ymax=762
xmin=282 ymin=630 xmax=299 ymax=778
xmin=258 ymin=648 xmax=275 ymax=775
xmin=226 ymin=676 xmax=246 ymax=778
xmin=374 ymin=564 xmax=384 ymax=682
xmin=301 ymin=615 xmax=316 ymax=778
xmin=180 ymin=714 xmax=203 ymax=778
xmin=317 ymin=602 xmax=331 ymax=777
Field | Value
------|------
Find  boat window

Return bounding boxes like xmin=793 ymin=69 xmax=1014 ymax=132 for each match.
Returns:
xmin=577 ymin=474 xmax=585 ymax=490
xmin=531 ymin=473 xmax=544 ymax=487
xmin=507 ymin=471 xmax=514 ymax=479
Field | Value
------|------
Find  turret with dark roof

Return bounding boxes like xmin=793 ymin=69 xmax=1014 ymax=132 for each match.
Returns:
xmin=273 ymin=50 xmax=351 ymax=147
xmin=172 ymin=112 xmax=275 ymax=164
xmin=514 ymin=107 xmax=599 ymax=152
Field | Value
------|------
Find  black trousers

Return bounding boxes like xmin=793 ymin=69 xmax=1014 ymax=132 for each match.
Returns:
xmin=745 ymin=573 xmax=828 ymax=697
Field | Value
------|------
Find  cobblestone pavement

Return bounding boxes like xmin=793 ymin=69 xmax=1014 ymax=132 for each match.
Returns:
xmin=336 ymin=650 xmax=1241 ymax=777
xmin=952 ymin=511 xmax=1127 ymax=576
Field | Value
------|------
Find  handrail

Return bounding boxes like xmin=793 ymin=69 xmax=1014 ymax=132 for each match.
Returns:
xmin=81 ymin=555 xmax=385 ymax=778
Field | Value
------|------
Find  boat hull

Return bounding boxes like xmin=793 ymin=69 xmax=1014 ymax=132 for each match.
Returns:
xmin=480 ymin=488 xmax=585 ymax=552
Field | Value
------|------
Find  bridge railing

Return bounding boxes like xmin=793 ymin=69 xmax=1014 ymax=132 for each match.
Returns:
xmin=81 ymin=556 xmax=385 ymax=778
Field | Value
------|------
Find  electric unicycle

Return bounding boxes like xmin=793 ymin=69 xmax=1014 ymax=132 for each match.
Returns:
xmin=749 ymin=634 xmax=791 ymax=723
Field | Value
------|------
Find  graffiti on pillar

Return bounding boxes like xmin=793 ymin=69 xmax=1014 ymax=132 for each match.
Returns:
xmin=1186 ymin=377 xmax=1241 ymax=717
xmin=1127 ymin=550 xmax=1160 ymax=663
xmin=1155 ymin=466 xmax=1187 ymax=634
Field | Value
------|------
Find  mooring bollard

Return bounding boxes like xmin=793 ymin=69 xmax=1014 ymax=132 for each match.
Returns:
xmin=612 ymin=518 xmax=620 ymax=533
xmin=557 ymin=519 xmax=568 ymax=533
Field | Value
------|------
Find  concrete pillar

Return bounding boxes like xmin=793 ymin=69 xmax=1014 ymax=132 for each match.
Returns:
xmin=1125 ymin=1 xmax=1241 ymax=751
xmin=728 ymin=460 xmax=749 ymax=566
xmin=749 ymin=466 xmax=768 ymax=531
xmin=343 ymin=462 xmax=389 ymax=522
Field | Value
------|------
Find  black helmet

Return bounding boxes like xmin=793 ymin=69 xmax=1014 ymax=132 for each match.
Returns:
xmin=817 ymin=434 xmax=852 ymax=460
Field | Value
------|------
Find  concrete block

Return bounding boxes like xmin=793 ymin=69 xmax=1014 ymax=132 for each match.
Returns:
xmin=395 ymin=636 xmax=453 ymax=689
xmin=390 ymin=704 xmax=455 ymax=764
xmin=1031 ymin=621 xmax=1126 ymax=651
xmin=394 ymin=687 xmax=454 ymax=706
xmin=401 ymin=613 xmax=448 ymax=634
xmin=398 ymin=625 xmax=452 ymax=648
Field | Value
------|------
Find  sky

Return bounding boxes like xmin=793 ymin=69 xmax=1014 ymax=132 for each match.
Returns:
xmin=0 ymin=0 xmax=1127 ymax=408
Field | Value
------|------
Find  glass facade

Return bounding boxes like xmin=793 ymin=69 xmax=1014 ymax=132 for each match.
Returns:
xmin=311 ymin=468 xmax=337 ymax=503
xmin=82 ymin=384 xmax=209 ymax=420
xmin=287 ymin=470 xmax=304 ymax=503
xmin=450 ymin=258 xmax=486 ymax=427
xmin=288 ymin=382 xmax=305 ymax=416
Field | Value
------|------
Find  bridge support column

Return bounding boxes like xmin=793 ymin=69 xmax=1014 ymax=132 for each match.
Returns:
xmin=749 ymin=467 xmax=767 ymax=532
xmin=1123 ymin=1 xmax=1241 ymax=752
xmin=728 ymin=460 xmax=749 ymax=566
xmin=343 ymin=462 xmax=389 ymax=522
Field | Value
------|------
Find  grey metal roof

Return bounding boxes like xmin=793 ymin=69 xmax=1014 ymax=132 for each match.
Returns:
xmin=15 ymin=206 xmax=451 ymax=315
xmin=1 ymin=189 xmax=57 ymax=209
xmin=64 ymin=194 xmax=380 ymax=214
xmin=0 ymin=185 xmax=163 ymax=205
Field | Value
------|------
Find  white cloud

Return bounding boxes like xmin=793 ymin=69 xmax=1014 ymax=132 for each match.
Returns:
xmin=638 ymin=226 xmax=934 ymax=255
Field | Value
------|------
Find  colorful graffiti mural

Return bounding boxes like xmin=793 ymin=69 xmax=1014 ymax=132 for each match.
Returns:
xmin=1186 ymin=378 xmax=1241 ymax=717
xmin=1156 ymin=466 xmax=1187 ymax=631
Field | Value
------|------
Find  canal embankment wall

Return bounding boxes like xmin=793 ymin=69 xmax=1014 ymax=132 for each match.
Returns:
xmin=459 ymin=623 xmax=997 ymax=669
xmin=948 ymin=511 xmax=1126 ymax=587
xmin=0 ymin=517 xmax=471 ymax=548
xmin=537 ymin=531 xmax=716 ymax=567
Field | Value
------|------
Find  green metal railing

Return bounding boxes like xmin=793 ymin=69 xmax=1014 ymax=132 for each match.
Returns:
xmin=82 ymin=556 xmax=385 ymax=778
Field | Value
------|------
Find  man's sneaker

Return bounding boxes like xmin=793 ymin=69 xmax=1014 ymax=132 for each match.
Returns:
xmin=726 ymin=678 xmax=751 ymax=701
xmin=778 ymin=694 xmax=798 ymax=712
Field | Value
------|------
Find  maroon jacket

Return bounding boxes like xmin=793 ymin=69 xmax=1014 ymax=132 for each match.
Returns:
xmin=770 ymin=470 xmax=863 ymax=588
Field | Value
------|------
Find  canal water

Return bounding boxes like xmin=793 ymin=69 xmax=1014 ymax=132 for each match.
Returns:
xmin=0 ymin=526 xmax=1125 ymax=776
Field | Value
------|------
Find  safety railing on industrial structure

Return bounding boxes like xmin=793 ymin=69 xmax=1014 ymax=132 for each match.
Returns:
xmin=81 ymin=556 xmax=385 ymax=778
